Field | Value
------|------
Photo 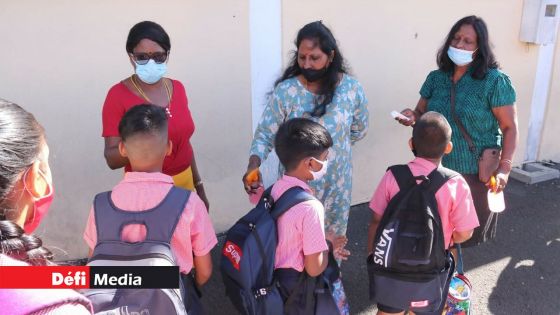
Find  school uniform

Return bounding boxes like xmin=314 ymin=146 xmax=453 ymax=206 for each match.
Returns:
xmin=369 ymin=157 xmax=479 ymax=314
xmin=83 ymin=172 xmax=217 ymax=314
xmin=271 ymin=175 xmax=329 ymax=314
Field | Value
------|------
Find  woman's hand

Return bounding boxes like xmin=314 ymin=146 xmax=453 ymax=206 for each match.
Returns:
xmin=397 ymin=98 xmax=428 ymax=127
xmin=494 ymin=172 xmax=509 ymax=193
xmin=486 ymin=171 xmax=509 ymax=193
xmin=487 ymin=171 xmax=509 ymax=193
xmin=243 ymin=155 xmax=263 ymax=194
xmin=398 ymin=108 xmax=417 ymax=126
xmin=242 ymin=168 xmax=263 ymax=194
xmin=326 ymin=232 xmax=350 ymax=261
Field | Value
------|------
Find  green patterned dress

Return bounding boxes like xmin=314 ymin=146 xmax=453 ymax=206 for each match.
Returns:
xmin=419 ymin=68 xmax=516 ymax=174
xmin=419 ymin=67 xmax=516 ymax=246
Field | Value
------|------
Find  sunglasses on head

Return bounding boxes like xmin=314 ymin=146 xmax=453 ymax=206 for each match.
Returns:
xmin=130 ymin=51 xmax=169 ymax=65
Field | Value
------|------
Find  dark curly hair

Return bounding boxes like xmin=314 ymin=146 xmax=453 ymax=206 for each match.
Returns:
xmin=436 ymin=15 xmax=499 ymax=80
xmin=0 ymin=100 xmax=53 ymax=266
xmin=275 ymin=21 xmax=348 ymax=117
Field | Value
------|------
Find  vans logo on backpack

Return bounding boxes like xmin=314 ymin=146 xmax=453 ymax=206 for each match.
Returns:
xmin=373 ymin=228 xmax=394 ymax=267
xmin=223 ymin=241 xmax=242 ymax=270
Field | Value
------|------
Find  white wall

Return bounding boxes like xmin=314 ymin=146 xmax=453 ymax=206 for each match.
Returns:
xmin=539 ymin=37 xmax=560 ymax=161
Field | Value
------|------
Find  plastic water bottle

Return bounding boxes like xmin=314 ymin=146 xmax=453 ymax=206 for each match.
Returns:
xmin=487 ymin=190 xmax=505 ymax=212
xmin=487 ymin=176 xmax=505 ymax=213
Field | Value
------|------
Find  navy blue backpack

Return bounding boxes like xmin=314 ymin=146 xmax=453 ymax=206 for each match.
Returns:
xmin=220 ymin=186 xmax=315 ymax=315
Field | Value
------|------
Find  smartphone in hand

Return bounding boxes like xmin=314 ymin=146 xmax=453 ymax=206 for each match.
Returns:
xmin=391 ymin=110 xmax=410 ymax=121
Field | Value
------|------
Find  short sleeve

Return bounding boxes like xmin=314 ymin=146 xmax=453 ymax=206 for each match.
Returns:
xmin=368 ymin=171 xmax=397 ymax=216
xmin=249 ymin=85 xmax=288 ymax=161
xmin=101 ymin=85 xmax=127 ymax=137
xmin=449 ymin=177 xmax=480 ymax=232
xmin=489 ymin=72 xmax=516 ymax=108
xmin=189 ymin=193 xmax=218 ymax=257
xmin=301 ymin=201 xmax=328 ymax=255
xmin=83 ymin=206 xmax=97 ymax=250
xmin=419 ymin=71 xmax=437 ymax=99
xmin=350 ymin=80 xmax=370 ymax=143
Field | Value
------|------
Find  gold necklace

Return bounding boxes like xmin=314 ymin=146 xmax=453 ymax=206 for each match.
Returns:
xmin=130 ymin=75 xmax=173 ymax=117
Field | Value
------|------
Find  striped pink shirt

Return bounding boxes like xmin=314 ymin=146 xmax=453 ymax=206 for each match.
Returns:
xmin=369 ymin=158 xmax=479 ymax=249
xmin=83 ymin=172 xmax=217 ymax=274
xmin=272 ymin=175 xmax=328 ymax=272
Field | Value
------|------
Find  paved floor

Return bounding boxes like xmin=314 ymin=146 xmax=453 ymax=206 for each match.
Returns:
xmin=200 ymin=167 xmax=560 ymax=314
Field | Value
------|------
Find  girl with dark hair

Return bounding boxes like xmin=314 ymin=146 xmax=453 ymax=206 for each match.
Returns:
xmin=243 ymin=21 xmax=369 ymax=314
xmin=398 ymin=16 xmax=518 ymax=248
xmin=0 ymin=100 xmax=92 ymax=314
xmin=101 ymin=21 xmax=209 ymax=210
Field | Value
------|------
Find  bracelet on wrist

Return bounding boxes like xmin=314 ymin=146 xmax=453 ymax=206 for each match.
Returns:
xmin=500 ymin=159 xmax=513 ymax=166
xmin=194 ymin=180 xmax=203 ymax=187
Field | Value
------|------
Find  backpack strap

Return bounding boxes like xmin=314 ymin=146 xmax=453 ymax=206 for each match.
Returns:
xmin=426 ymin=166 xmax=460 ymax=194
xmin=270 ymin=186 xmax=316 ymax=220
xmin=387 ymin=165 xmax=415 ymax=191
xmin=93 ymin=187 xmax=190 ymax=244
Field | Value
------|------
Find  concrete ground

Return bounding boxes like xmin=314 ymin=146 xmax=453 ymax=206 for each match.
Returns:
xmin=199 ymin=168 xmax=560 ymax=315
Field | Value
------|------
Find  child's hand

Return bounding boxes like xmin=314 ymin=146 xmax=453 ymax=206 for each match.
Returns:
xmin=326 ymin=233 xmax=350 ymax=261
xmin=334 ymin=247 xmax=351 ymax=261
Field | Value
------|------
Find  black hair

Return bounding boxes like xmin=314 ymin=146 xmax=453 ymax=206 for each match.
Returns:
xmin=412 ymin=111 xmax=452 ymax=159
xmin=275 ymin=118 xmax=333 ymax=171
xmin=275 ymin=21 xmax=348 ymax=117
xmin=437 ymin=15 xmax=499 ymax=80
xmin=0 ymin=99 xmax=54 ymax=266
xmin=118 ymin=104 xmax=168 ymax=141
xmin=126 ymin=21 xmax=171 ymax=53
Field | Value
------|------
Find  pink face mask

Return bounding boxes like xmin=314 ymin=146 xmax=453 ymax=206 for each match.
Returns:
xmin=23 ymin=168 xmax=54 ymax=234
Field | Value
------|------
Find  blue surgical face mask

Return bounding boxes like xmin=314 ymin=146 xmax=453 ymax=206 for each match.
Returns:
xmin=135 ymin=59 xmax=167 ymax=84
xmin=447 ymin=46 xmax=476 ymax=66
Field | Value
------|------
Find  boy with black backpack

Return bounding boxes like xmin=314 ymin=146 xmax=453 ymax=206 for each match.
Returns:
xmin=367 ymin=112 xmax=479 ymax=315
xmin=222 ymin=118 xmax=347 ymax=315
xmin=83 ymin=105 xmax=217 ymax=314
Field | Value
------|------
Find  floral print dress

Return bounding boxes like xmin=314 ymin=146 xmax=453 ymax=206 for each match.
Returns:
xmin=250 ymin=74 xmax=369 ymax=314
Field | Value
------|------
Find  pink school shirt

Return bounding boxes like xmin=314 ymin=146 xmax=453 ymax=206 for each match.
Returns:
xmin=272 ymin=175 xmax=329 ymax=272
xmin=369 ymin=158 xmax=479 ymax=248
xmin=83 ymin=172 xmax=217 ymax=274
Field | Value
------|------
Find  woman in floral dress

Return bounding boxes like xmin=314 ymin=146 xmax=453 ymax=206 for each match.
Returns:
xmin=243 ymin=21 xmax=369 ymax=314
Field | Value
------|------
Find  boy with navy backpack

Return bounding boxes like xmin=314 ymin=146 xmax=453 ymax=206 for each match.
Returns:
xmin=222 ymin=118 xmax=347 ymax=315
xmin=367 ymin=112 xmax=479 ymax=315
xmin=83 ymin=105 xmax=217 ymax=314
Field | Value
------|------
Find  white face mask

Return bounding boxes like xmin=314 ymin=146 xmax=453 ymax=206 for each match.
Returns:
xmin=447 ymin=46 xmax=476 ymax=66
xmin=309 ymin=157 xmax=328 ymax=181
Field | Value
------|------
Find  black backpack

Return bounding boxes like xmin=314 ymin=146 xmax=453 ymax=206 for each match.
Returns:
xmin=367 ymin=165 xmax=458 ymax=313
xmin=220 ymin=186 xmax=314 ymax=315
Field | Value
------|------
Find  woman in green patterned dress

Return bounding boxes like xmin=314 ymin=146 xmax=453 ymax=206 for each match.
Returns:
xmin=243 ymin=21 xmax=369 ymax=314
xmin=399 ymin=16 xmax=518 ymax=247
